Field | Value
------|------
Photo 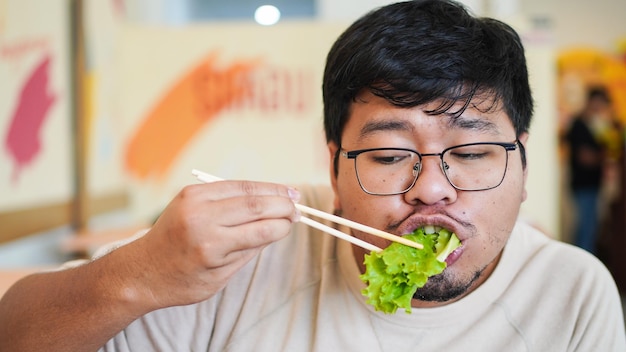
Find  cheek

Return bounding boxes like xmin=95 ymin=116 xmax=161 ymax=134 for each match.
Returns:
xmin=337 ymin=174 xmax=368 ymax=218
xmin=336 ymin=167 xmax=393 ymax=228
xmin=467 ymin=163 xmax=524 ymax=235
xmin=475 ymin=185 xmax=523 ymax=244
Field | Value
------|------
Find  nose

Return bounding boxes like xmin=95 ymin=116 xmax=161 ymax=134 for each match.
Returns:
xmin=403 ymin=155 xmax=458 ymax=205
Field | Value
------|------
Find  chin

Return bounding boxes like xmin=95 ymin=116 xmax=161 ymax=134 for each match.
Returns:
xmin=414 ymin=268 xmax=481 ymax=302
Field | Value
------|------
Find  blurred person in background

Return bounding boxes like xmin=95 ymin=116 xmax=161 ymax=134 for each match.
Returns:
xmin=564 ymin=86 xmax=620 ymax=254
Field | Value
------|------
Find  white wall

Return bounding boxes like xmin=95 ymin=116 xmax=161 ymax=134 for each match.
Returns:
xmin=317 ymin=0 xmax=486 ymax=20
xmin=520 ymin=0 xmax=626 ymax=51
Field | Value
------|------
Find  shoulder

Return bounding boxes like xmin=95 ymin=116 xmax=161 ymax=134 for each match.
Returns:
xmin=568 ymin=117 xmax=586 ymax=130
xmin=498 ymin=222 xmax=625 ymax=349
xmin=566 ymin=117 xmax=589 ymax=138
xmin=506 ymin=222 xmax=621 ymax=321
xmin=296 ymin=183 xmax=335 ymax=211
xmin=509 ymin=221 xmax=610 ymax=278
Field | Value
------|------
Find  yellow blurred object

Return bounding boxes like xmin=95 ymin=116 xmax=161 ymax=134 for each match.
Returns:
xmin=557 ymin=47 xmax=626 ymax=127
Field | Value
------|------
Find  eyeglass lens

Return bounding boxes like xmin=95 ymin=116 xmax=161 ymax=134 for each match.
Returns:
xmin=353 ymin=144 xmax=510 ymax=194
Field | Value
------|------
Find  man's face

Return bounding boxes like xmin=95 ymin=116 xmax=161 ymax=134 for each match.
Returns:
xmin=329 ymin=91 xmax=528 ymax=307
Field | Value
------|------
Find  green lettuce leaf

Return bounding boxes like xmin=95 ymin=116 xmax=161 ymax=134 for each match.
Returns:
xmin=360 ymin=228 xmax=461 ymax=314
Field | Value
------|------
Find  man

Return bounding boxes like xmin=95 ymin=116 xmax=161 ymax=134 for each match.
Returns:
xmin=565 ymin=87 xmax=614 ymax=254
xmin=1 ymin=1 xmax=624 ymax=351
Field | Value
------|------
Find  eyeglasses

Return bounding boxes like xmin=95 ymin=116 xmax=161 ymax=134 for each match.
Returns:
xmin=341 ymin=141 xmax=520 ymax=195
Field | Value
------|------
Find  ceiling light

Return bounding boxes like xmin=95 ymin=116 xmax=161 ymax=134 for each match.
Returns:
xmin=254 ymin=5 xmax=281 ymax=26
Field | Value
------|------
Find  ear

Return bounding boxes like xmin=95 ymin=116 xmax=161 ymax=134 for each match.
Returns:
xmin=518 ymin=132 xmax=529 ymax=202
xmin=327 ymin=141 xmax=342 ymax=212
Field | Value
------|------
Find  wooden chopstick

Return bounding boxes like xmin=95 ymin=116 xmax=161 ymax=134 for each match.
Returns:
xmin=295 ymin=203 xmax=423 ymax=250
xmin=191 ymin=169 xmax=422 ymax=251
xmin=298 ymin=217 xmax=382 ymax=252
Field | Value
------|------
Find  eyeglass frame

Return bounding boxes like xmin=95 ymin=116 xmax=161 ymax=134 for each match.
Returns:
xmin=340 ymin=140 xmax=521 ymax=195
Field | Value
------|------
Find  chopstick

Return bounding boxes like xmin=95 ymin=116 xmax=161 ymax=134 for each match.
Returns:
xmin=191 ymin=169 xmax=423 ymax=251
xmin=293 ymin=203 xmax=422 ymax=249
xmin=298 ymin=217 xmax=382 ymax=252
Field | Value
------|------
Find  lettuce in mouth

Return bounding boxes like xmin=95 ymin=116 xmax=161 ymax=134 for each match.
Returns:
xmin=360 ymin=226 xmax=461 ymax=314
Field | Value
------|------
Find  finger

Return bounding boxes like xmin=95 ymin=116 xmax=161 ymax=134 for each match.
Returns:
xmin=219 ymin=218 xmax=294 ymax=254
xmin=205 ymin=194 xmax=300 ymax=227
xmin=188 ymin=180 xmax=300 ymax=203
xmin=190 ymin=218 xmax=292 ymax=269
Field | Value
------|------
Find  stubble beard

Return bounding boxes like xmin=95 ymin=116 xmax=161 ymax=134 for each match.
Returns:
xmin=413 ymin=266 xmax=483 ymax=302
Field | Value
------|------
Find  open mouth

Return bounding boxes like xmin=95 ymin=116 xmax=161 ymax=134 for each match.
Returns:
xmin=410 ymin=225 xmax=461 ymax=262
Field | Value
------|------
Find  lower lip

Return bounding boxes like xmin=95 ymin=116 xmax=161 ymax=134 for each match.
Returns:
xmin=445 ymin=246 xmax=463 ymax=266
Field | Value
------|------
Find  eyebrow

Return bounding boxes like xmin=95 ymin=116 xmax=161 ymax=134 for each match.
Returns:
xmin=447 ymin=114 xmax=499 ymax=132
xmin=358 ymin=119 xmax=414 ymax=141
xmin=358 ymin=114 xmax=499 ymax=141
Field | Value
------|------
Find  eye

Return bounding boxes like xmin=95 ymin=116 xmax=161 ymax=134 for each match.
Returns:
xmin=372 ymin=155 xmax=406 ymax=164
xmin=448 ymin=146 xmax=491 ymax=161
xmin=450 ymin=151 xmax=488 ymax=160
xmin=367 ymin=150 xmax=414 ymax=165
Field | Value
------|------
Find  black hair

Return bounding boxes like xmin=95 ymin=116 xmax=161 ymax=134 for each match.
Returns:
xmin=587 ymin=86 xmax=611 ymax=104
xmin=323 ymin=0 xmax=533 ymax=169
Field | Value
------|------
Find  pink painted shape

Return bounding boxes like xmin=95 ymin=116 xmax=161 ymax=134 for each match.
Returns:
xmin=111 ymin=0 xmax=125 ymax=17
xmin=3 ymin=55 xmax=57 ymax=183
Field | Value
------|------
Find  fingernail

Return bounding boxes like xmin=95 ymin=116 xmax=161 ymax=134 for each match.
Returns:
xmin=288 ymin=187 xmax=300 ymax=202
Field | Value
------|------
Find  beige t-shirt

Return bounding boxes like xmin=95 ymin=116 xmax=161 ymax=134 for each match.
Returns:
xmin=99 ymin=185 xmax=625 ymax=351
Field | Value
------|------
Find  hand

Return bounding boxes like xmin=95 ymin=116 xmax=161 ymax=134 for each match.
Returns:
xmin=122 ymin=180 xmax=300 ymax=310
